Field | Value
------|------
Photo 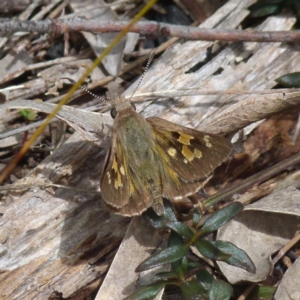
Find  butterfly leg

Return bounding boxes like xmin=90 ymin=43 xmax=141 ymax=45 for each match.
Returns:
xmin=152 ymin=197 xmax=164 ymax=216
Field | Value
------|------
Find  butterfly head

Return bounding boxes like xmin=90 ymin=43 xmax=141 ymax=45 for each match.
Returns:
xmin=110 ymin=96 xmax=136 ymax=119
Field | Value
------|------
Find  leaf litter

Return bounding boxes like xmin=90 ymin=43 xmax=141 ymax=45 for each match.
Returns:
xmin=0 ymin=1 xmax=300 ymax=300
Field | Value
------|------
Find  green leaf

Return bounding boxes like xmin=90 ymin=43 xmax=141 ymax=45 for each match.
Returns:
xmin=123 ymin=282 xmax=165 ymax=300
xmin=256 ymin=285 xmax=277 ymax=299
xmin=213 ymin=241 xmax=256 ymax=273
xmin=196 ymin=269 xmax=213 ymax=291
xmin=165 ymin=221 xmax=194 ymax=239
xmin=209 ymin=280 xmax=233 ymax=300
xmin=247 ymin=285 xmax=277 ymax=299
xmin=193 ymin=207 xmax=202 ymax=227
xmin=153 ymin=271 xmax=178 ymax=281
xmin=186 ymin=260 xmax=203 ymax=269
xmin=136 ymin=245 xmax=189 ymax=272
xmin=250 ymin=0 xmax=283 ymax=3
xmin=290 ymin=0 xmax=300 ymax=17
xmin=168 ymin=231 xmax=184 ymax=247
xmin=144 ymin=199 xmax=177 ymax=229
xmin=233 ymin=284 xmax=277 ymax=300
xmin=177 ymin=256 xmax=188 ymax=278
xmin=19 ymin=109 xmax=37 ymax=121
xmin=180 ymin=280 xmax=206 ymax=300
xmin=275 ymin=72 xmax=300 ymax=87
xmin=195 ymin=239 xmax=231 ymax=261
xmin=162 ymin=198 xmax=178 ymax=221
xmin=165 ymin=227 xmax=194 ymax=279
xmin=249 ymin=3 xmax=281 ymax=17
xmin=199 ymin=202 xmax=243 ymax=235
xmin=168 ymin=231 xmax=184 ymax=271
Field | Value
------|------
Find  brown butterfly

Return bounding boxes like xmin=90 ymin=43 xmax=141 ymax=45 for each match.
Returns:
xmin=100 ymin=95 xmax=232 ymax=216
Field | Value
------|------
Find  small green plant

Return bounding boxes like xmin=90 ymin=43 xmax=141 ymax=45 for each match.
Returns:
xmin=249 ymin=0 xmax=300 ymax=19
xmin=125 ymin=201 xmax=255 ymax=300
xmin=19 ymin=109 xmax=37 ymax=121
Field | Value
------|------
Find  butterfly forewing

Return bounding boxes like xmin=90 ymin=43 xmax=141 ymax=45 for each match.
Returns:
xmin=100 ymin=132 xmax=130 ymax=208
xmin=100 ymin=132 xmax=154 ymax=215
xmin=101 ymin=109 xmax=162 ymax=216
xmin=147 ymin=117 xmax=232 ymax=182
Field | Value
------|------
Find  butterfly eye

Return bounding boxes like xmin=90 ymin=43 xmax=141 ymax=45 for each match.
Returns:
xmin=110 ymin=107 xmax=117 ymax=119
xmin=131 ymin=103 xmax=136 ymax=110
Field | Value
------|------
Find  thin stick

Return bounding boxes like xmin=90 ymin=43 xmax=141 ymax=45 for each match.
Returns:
xmin=203 ymin=151 xmax=300 ymax=209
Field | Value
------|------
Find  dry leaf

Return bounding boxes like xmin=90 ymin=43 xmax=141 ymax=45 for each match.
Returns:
xmin=217 ymin=186 xmax=300 ymax=284
xmin=69 ymin=0 xmax=126 ymax=76
xmin=0 ymin=100 xmax=111 ymax=142
xmin=95 ymin=216 xmax=165 ymax=300
xmin=274 ymin=257 xmax=300 ymax=300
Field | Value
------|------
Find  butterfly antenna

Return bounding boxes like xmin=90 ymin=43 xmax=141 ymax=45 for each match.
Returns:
xmin=129 ymin=48 xmax=156 ymax=101
xmin=60 ymin=77 xmax=108 ymax=104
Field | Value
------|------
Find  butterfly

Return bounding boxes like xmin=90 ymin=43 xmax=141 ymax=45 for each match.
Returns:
xmin=100 ymin=94 xmax=233 ymax=216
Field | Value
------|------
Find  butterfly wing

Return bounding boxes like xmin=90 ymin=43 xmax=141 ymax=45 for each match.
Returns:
xmin=101 ymin=115 xmax=232 ymax=215
xmin=106 ymin=184 xmax=151 ymax=216
xmin=100 ymin=131 xmax=152 ymax=216
xmin=147 ymin=117 xmax=233 ymax=198
xmin=100 ymin=132 xmax=130 ymax=208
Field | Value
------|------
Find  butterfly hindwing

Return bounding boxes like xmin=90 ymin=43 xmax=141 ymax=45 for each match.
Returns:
xmin=106 ymin=183 xmax=151 ymax=216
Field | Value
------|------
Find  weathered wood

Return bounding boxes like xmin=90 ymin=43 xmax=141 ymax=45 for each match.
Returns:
xmin=0 ymin=135 xmax=130 ymax=299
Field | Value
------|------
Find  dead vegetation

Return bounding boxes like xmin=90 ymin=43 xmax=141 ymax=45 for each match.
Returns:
xmin=0 ymin=0 xmax=300 ymax=299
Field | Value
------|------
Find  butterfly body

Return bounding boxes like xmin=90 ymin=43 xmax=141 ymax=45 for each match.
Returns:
xmin=100 ymin=96 xmax=233 ymax=216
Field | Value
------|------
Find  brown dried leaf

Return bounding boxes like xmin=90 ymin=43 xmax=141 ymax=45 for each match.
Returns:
xmin=217 ymin=187 xmax=300 ymax=283
xmin=96 ymin=216 xmax=165 ymax=300
xmin=69 ymin=0 xmax=126 ymax=76
xmin=0 ymin=100 xmax=111 ymax=141
xmin=0 ymin=47 xmax=33 ymax=85
xmin=275 ymin=257 xmax=300 ymax=300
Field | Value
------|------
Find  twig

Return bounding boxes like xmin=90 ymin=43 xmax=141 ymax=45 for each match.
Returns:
xmin=272 ymin=232 xmax=300 ymax=265
xmin=0 ymin=182 xmax=100 ymax=193
xmin=131 ymin=88 xmax=300 ymax=100
xmin=1 ymin=19 xmax=300 ymax=43
xmin=203 ymin=151 xmax=300 ymax=208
